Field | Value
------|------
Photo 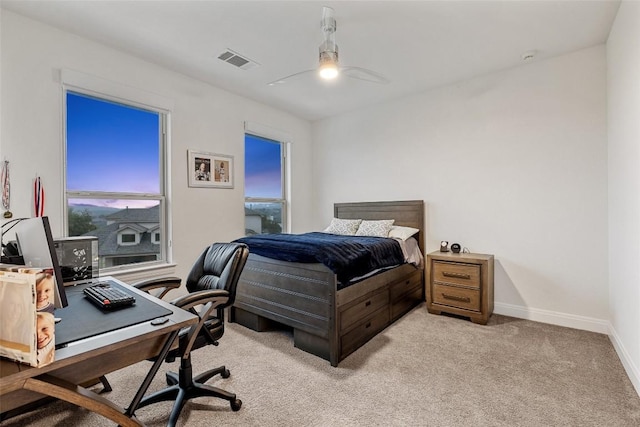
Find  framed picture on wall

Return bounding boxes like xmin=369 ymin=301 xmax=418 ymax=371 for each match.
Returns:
xmin=187 ymin=150 xmax=234 ymax=188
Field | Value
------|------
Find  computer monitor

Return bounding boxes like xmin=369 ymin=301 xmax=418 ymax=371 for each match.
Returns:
xmin=15 ymin=217 xmax=68 ymax=308
xmin=54 ymin=236 xmax=99 ymax=285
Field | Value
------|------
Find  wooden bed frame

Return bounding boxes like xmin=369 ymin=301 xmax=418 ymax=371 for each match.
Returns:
xmin=229 ymin=200 xmax=425 ymax=366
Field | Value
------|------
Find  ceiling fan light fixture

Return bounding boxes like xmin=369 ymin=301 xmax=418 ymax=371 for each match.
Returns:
xmin=318 ymin=46 xmax=339 ymax=80
xmin=318 ymin=7 xmax=339 ymax=80
xmin=267 ymin=6 xmax=389 ymax=87
xmin=319 ymin=63 xmax=339 ymax=80
xmin=319 ymin=59 xmax=339 ymax=79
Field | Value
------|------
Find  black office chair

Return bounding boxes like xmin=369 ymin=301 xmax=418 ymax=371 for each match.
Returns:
xmin=132 ymin=242 xmax=249 ymax=426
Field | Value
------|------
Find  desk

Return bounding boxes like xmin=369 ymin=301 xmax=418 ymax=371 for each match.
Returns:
xmin=0 ymin=277 xmax=197 ymax=426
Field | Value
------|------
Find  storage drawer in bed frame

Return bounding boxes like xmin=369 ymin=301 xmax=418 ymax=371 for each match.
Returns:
xmin=340 ymin=304 xmax=389 ymax=357
xmin=337 ymin=268 xmax=423 ymax=360
xmin=390 ymin=269 xmax=424 ymax=321
xmin=339 ymin=288 xmax=389 ymax=333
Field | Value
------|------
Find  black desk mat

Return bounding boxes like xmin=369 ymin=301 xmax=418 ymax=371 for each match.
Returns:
xmin=55 ymin=280 xmax=173 ymax=347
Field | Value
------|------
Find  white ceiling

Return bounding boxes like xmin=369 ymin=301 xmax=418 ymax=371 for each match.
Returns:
xmin=1 ymin=0 xmax=620 ymax=121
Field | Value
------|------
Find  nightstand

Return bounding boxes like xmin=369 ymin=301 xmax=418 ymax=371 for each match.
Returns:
xmin=426 ymin=251 xmax=494 ymax=325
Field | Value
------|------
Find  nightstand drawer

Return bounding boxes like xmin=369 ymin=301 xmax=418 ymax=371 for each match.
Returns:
xmin=433 ymin=261 xmax=480 ymax=288
xmin=432 ymin=284 xmax=480 ymax=312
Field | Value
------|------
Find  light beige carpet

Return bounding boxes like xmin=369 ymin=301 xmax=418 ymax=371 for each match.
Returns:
xmin=4 ymin=304 xmax=640 ymax=426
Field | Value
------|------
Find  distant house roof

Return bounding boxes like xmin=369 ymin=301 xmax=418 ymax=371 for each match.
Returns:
xmin=86 ymin=205 xmax=160 ymax=257
xmin=118 ymin=223 xmax=148 ymax=233
xmin=86 ymin=222 xmax=159 ymax=256
xmin=106 ymin=205 xmax=159 ymax=222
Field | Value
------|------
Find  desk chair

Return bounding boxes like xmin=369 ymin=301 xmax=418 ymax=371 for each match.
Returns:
xmin=132 ymin=242 xmax=249 ymax=426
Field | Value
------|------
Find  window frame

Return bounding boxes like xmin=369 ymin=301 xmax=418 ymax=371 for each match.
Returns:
xmin=61 ymin=70 xmax=173 ymax=273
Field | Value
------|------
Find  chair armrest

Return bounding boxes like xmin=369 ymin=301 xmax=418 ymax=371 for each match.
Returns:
xmin=170 ymin=289 xmax=229 ymax=312
xmin=132 ymin=276 xmax=181 ymax=300
xmin=171 ymin=289 xmax=231 ymax=356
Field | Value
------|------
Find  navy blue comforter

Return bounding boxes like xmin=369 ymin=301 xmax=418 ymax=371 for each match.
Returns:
xmin=234 ymin=232 xmax=404 ymax=285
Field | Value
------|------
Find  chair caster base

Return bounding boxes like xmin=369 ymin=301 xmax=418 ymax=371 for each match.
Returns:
xmin=231 ymin=398 xmax=242 ymax=411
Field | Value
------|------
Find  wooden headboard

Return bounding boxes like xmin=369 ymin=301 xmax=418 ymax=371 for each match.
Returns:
xmin=334 ymin=200 xmax=425 ymax=254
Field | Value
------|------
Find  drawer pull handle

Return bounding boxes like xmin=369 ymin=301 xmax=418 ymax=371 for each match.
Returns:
xmin=442 ymin=293 xmax=471 ymax=303
xmin=365 ymin=301 xmax=371 ymax=307
xmin=365 ymin=322 xmax=371 ymax=328
xmin=442 ymin=271 xmax=471 ymax=280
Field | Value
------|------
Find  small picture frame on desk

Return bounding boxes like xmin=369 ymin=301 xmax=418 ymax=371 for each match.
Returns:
xmin=187 ymin=150 xmax=234 ymax=189
xmin=0 ymin=266 xmax=56 ymax=367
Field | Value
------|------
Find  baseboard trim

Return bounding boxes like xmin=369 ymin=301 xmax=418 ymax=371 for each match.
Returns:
xmin=493 ymin=302 xmax=609 ymax=334
xmin=608 ymin=324 xmax=640 ymax=397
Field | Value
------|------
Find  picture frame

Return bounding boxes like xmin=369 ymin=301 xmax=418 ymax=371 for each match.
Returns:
xmin=187 ymin=150 xmax=234 ymax=188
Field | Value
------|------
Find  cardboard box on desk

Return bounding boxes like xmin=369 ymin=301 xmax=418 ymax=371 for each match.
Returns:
xmin=0 ymin=265 xmax=55 ymax=367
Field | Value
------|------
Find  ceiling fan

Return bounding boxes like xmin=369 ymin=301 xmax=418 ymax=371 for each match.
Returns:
xmin=268 ymin=7 xmax=390 ymax=86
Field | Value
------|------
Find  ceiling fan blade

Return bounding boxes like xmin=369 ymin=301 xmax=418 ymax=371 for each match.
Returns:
xmin=341 ymin=66 xmax=390 ymax=85
xmin=267 ymin=69 xmax=315 ymax=86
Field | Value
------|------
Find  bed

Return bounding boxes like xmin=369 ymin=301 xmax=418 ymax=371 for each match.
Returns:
xmin=230 ymin=200 xmax=425 ymax=366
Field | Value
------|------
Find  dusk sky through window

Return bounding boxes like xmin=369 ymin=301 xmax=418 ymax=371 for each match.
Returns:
xmin=66 ymin=92 xmax=159 ymax=203
xmin=245 ymin=134 xmax=282 ymax=198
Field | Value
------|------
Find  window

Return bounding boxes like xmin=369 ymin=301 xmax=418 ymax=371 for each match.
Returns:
xmin=65 ymin=90 xmax=168 ymax=271
xmin=244 ymin=133 xmax=286 ymax=235
xmin=119 ymin=233 xmax=138 ymax=245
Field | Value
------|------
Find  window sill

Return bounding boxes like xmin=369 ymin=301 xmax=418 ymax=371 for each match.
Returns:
xmin=103 ymin=263 xmax=177 ymax=285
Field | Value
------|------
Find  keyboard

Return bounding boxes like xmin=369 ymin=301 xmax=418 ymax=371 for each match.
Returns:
xmin=83 ymin=282 xmax=136 ymax=310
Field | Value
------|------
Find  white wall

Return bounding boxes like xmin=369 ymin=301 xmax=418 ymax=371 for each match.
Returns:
xmin=0 ymin=11 xmax=314 ymax=282
xmin=313 ymin=46 xmax=609 ymax=333
xmin=607 ymin=0 xmax=640 ymax=396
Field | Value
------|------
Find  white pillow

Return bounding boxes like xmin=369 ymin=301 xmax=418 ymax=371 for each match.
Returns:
xmin=388 ymin=225 xmax=420 ymax=241
xmin=323 ymin=218 xmax=362 ymax=235
xmin=356 ymin=219 xmax=395 ymax=237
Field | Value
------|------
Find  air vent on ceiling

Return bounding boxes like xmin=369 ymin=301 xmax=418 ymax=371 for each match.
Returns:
xmin=217 ymin=49 xmax=259 ymax=70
